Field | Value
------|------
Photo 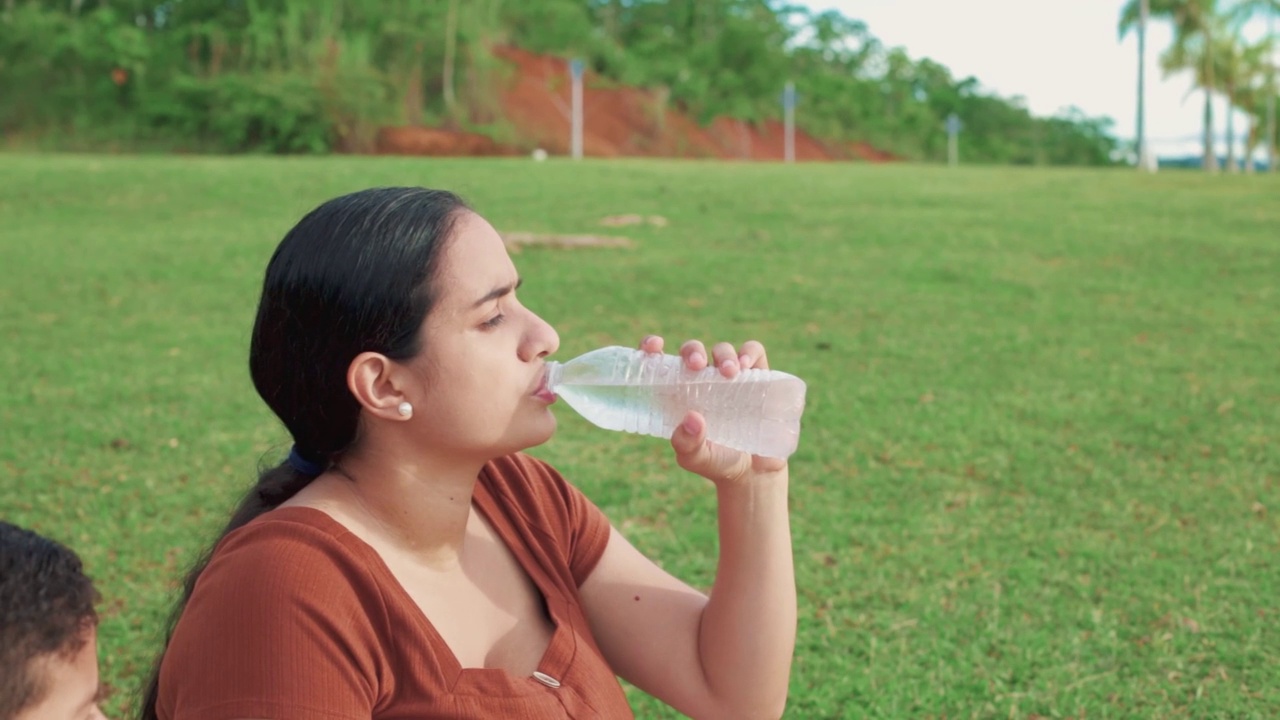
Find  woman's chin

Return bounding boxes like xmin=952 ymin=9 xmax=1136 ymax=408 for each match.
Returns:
xmin=528 ymin=415 xmax=558 ymax=447
xmin=505 ymin=414 xmax=558 ymax=454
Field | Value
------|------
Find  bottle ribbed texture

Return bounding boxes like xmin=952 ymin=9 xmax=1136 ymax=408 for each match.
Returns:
xmin=545 ymin=346 xmax=807 ymax=459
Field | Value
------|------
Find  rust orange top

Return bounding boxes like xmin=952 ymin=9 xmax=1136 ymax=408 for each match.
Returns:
xmin=157 ymin=453 xmax=633 ymax=719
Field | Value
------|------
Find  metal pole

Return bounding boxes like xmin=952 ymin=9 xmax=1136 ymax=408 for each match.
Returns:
xmin=945 ymin=113 xmax=961 ymax=166
xmin=784 ymin=81 xmax=795 ymax=164
xmin=570 ymin=59 xmax=584 ymax=160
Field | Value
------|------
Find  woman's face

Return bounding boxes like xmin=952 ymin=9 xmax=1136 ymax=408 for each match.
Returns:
xmin=404 ymin=211 xmax=561 ymax=460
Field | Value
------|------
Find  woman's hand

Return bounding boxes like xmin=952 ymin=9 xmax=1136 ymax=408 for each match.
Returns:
xmin=639 ymin=335 xmax=789 ymax=486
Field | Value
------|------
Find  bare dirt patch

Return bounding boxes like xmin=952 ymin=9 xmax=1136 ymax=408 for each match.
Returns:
xmin=500 ymin=231 xmax=634 ymax=252
xmin=369 ymin=45 xmax=899 ymax=162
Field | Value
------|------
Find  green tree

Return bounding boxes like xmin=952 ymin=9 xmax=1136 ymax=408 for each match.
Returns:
xmin=0 ymin=0 xmax=1121 ymax=164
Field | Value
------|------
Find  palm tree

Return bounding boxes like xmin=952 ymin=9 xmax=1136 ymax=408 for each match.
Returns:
xmin=1123 ymin=0 xmax=1224 ymax=171
xmin=1271 ymin=6 xmax=1278 ymax=170
xmin=1229 ymin=0 xmax=1278 ymax=171
xmin=1118 ymin=0 xmax=1157 ymax=170
xmin=1238 ymin=37 xmax=1276 ymax=171
xmin=1216 ymin=23 xmax=1249 ymax=171
xmin=1213 ymin=29 xmax=1271 ymax=171
xmin=1163 ymin=28 xmax=1220 ymax=171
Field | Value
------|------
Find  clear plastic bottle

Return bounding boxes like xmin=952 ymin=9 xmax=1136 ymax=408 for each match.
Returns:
xmin=544 ymin=346 xmax=807 ymax=459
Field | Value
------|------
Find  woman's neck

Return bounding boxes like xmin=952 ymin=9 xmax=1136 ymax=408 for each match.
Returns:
xmin=299 ymin=440 xmax=487 ymax=570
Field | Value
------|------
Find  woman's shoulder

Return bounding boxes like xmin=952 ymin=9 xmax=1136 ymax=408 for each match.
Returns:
xmin=217 ymin=506 xmax=366 ymax=561
xmin=161 ymin=508 xmax=389 ymax=716
xmin=194 ymin=507 xmax=384 ymax=611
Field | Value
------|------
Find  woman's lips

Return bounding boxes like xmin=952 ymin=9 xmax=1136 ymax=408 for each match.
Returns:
xmin=533 ymin=371 xmax=557 ymax=404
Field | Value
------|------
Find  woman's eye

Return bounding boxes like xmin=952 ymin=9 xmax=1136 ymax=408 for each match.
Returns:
xmin=481 ymin=313 xmax=506 ymax=329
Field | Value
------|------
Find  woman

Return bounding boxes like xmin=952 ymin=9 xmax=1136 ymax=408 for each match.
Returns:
xmin=140 ymin=187 xmax=796 ymax=720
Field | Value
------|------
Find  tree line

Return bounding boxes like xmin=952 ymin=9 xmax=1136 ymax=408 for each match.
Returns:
xmin=2 ymin=0 xmax=1124 ymax=165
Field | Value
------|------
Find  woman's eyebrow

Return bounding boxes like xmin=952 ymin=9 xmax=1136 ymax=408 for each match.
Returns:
xmin=470 ymin=277 xmax=523 ymax=309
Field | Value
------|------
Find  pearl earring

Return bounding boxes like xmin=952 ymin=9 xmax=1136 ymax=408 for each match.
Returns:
xmin=397 ymin=402 xmax=413 ymax=418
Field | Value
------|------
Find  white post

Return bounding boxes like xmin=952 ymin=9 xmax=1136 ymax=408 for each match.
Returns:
xmin=783 ymin=81 xmax=796 ymax=164
xmin=570 ymin=58 xmax=584 ymax=160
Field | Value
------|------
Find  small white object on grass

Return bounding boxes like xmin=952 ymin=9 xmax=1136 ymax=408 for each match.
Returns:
xmin=532 ymin=148 xmax=548 ymax=162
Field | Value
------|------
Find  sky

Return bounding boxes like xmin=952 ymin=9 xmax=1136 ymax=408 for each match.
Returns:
xmin=804 ymin=0 xmax=1276 ymax=159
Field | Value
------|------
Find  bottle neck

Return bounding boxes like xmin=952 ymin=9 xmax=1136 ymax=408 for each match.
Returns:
xmin=544 ymin=361 xmax=563 ymax=392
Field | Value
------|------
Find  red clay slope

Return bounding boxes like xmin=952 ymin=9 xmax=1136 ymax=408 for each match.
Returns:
xmin=376 ymin=45 xmax=897 ymax=162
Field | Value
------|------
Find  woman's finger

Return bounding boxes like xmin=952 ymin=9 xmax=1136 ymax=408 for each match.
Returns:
xmin=679 ymin=339 xmax=708 ymax=370
xmin=711 ymin=342 xmax=739 ymax=378
xmin=640 ymin=335 xmax=664 ymax=354
xmin=738 ymin=339 xmax=767 ymax=370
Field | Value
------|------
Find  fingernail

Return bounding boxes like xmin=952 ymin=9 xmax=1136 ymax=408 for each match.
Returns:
xmin=691 ymin=352 xmax=705 ymax=366
xmin=739 ymin=354 xmax=752 ymax=369
xmin=682 ymin=416 xmax=699 ymax=434
xmin=720 ymin=359 xmax=735 ymax=373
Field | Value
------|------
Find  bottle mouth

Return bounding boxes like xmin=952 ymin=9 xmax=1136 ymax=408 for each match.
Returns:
xmin=543 ymin=361 xmax=562 ymax=393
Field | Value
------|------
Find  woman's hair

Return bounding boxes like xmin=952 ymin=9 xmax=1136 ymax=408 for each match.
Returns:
xmin=138 ymin=187 xmax=469 ymax=718
xmin=0 ymin=521 xmax=100 ymax=720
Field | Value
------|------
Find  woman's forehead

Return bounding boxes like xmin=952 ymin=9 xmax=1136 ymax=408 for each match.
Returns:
xmin=436 ymin=213 xmax=518 ymax=303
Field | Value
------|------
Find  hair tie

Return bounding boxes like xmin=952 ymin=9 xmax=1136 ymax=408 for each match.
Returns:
xmin=286 ymin=445 xmax=327 ymax=476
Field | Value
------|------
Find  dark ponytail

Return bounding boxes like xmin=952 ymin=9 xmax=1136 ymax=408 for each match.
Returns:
xmin=138 ymin=188 xmax=468 ymax=719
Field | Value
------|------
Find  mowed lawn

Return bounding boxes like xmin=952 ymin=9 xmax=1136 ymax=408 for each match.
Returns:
xmin=1 ymin=154 xmax=1277 ymax=718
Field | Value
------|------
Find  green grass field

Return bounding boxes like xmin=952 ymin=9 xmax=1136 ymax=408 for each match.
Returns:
xmin=2 ymin=154 xmax=1277 ymax=718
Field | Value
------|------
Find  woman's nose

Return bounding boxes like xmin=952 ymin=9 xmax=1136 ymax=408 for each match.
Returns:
xmin=521 ymin=309 xmax=560 ymax=361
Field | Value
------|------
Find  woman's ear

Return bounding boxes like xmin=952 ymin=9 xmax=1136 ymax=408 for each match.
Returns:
xmin=347 ymin=352 xmax=412 ymax=421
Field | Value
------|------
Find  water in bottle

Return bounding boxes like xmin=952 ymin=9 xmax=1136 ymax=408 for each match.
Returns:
xmin=544 ymin=346 xmax=807 ymax=458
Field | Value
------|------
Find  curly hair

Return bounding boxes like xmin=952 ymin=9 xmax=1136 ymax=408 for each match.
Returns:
xmin=0 ymin=521 xmax=100 ymax=719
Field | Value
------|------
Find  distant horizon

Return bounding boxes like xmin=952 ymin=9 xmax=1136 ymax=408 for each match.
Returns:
xmin=804 ymin=0 xmax=1276 ymax=161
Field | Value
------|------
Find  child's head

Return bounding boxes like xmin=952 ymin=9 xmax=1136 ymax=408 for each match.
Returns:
xmin=0 ymin=521 xmax=104 ymax=720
